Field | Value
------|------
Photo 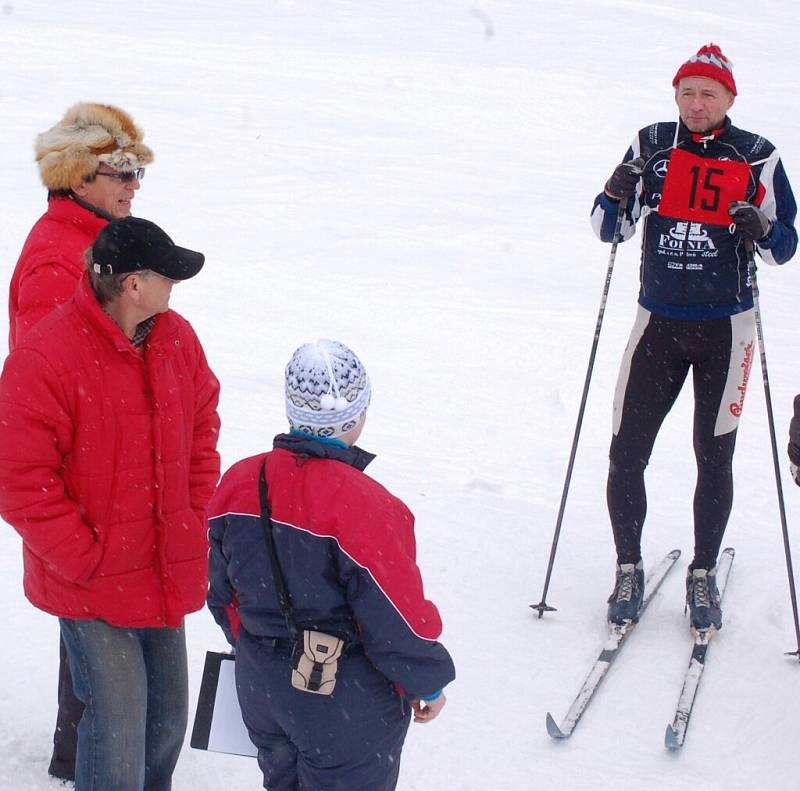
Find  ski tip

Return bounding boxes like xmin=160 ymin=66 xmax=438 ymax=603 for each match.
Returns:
xmin=667 ymin=549 xmax=682 ymax=560
xmin=546 ymin=712 xmax=569 ymax=740
xmin=664 ymin=724 xmax=682 ymax=751
xmin=721 ymin=546 xmax=735 ymax=558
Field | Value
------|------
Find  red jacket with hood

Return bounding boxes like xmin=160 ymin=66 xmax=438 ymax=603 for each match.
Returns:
xmin=8 ymin=196 xmax=107 ymax=351
xmin=0 ymin=274 xmax=221 ymax=627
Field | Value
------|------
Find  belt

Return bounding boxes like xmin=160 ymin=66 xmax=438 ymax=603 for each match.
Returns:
xmin=255 ymin=634 xmax=363 ymax=656
xmin=256 ymin=636 xmax=294 ymax=654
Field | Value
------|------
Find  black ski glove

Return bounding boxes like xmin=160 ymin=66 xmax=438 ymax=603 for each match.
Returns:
xmin=728 ymin=201 xmax=772 ymax=242
xmin=604 ymin=157 xmax=645 ymax=200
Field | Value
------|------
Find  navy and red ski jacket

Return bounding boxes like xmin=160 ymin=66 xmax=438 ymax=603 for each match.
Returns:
xmin=207 ymin=433 xmax=455 ymax=701
xmin=591 ymin=118 xmax=797 ymax=320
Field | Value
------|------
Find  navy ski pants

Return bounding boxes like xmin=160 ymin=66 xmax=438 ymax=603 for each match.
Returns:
xmin=236 ymin=629 xmax=411 ymax=791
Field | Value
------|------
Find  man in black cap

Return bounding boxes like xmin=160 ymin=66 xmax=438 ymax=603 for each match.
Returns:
xmin=0 ymin=217 xmax=220 ymax=791
xmin=86 ymin=216 xmax=206 ymax=340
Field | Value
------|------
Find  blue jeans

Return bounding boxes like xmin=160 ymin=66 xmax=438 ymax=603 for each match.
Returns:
xmin=59 ymin=619 xmax=188 ymax=791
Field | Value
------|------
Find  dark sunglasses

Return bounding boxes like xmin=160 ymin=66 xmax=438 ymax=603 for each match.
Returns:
xmin=96 ymin=168 xmax=145 ymax=183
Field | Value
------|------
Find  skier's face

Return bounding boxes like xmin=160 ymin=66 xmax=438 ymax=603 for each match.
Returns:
xmin=675 ymin=77 xmax=735 ymax=134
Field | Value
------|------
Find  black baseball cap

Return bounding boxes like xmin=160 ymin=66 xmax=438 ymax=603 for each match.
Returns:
xmin=91 ymin=217 xmax=205 ymax=280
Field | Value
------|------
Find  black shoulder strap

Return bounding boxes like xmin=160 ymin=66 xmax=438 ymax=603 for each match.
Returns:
xmin=258 ymin=459 xmax=298 ymax=640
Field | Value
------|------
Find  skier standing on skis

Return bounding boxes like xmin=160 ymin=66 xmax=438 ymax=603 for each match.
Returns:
xmin=591 ymin=44 xmax=797 ymax=631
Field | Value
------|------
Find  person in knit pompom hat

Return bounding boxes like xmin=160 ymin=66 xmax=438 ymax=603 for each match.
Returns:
xmin=285 ymin=339 xmax=371 ymax=438
xmin=206 ymin=339 xmax=455 ymax=791
xmin=590 ymin=45 xmax=797 ymax=633
xmin=672 ymin=42 xmax=737 ymax=96
xmin=5 ymin=102 xmax=154 ymax=783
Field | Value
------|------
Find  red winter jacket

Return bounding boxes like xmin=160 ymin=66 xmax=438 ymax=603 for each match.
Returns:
xmin=8 ymin=196 xmax=107 ymax=352
xmin=0 ymin=274 xmax=221 ymax=627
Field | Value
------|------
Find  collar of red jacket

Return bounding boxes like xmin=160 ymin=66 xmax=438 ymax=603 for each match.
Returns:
xmin=46 ymin=195 xmax=109 ymax=235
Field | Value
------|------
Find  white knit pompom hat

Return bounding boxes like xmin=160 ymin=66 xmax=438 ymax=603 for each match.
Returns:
xmin=285 ymin=340 xmax=371 ymax=438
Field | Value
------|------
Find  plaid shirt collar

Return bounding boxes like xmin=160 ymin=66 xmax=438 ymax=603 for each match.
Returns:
xmin=132 ymin=316 xmax=156 ymax=347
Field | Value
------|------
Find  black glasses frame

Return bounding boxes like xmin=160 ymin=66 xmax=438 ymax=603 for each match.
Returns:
xmin=95 ymin=168 xmax=145 ymax=183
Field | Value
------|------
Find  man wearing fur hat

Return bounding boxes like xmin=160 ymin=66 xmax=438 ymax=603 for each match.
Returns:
xmin=591 ymin=44 xmax=797 ymax=632
xmin=207 ymin=339 xmax=454 ymax=790
xmin=5 ymin=101 xmax=153 ymax=782
xmin=9 ymin=102 xmax=152 ymax=350
xmin=0 ymin=216 xmax=220 ymax=791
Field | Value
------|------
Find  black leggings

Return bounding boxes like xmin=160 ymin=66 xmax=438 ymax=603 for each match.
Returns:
xmin=608 ymin=307 xmax=754 ymax=569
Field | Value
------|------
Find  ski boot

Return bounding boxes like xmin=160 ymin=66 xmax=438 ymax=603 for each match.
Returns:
xmin=685 ymin=566 xmax=722 ymax=633
xmin=607 ymin=560 xmax=644 ymax=625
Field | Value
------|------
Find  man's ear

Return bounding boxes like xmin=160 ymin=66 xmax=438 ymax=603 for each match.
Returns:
xmin=71 ymin=177 xmax=89 ymax=197
xmin=121 ymin=274 xmax=141 ymax=298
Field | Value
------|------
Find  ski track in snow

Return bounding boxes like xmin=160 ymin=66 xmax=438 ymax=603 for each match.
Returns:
xmin=1 ymin=2 xmax=800 ymax=789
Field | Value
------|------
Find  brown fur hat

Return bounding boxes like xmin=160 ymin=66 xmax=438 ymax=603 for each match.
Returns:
xmin=35 ymin=102 xmax=154 ymax=190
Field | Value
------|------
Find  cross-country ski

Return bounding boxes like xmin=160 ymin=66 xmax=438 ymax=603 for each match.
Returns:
xmin=546 ymin=549 xmax=681 ymax=739
xmin=665 ymin=547 xmax=736 ymax=750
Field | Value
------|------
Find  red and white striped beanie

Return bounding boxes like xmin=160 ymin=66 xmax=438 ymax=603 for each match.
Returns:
xmin=672 ymin=43 xmax=737 ymax=96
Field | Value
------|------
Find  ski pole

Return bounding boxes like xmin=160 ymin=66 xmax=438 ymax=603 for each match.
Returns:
xmin=531 ymin=176 xmax=639 ymax=618
xmin=745 ymin=240 xmax=800 ymax=659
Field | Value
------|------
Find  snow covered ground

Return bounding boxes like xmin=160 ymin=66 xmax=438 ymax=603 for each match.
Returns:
xmin=1 ymin=1 xmax=800 ymax=788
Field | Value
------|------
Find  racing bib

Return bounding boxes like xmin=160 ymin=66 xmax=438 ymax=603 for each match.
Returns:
xmin=658 ymin=148 xmax=751 ymax=226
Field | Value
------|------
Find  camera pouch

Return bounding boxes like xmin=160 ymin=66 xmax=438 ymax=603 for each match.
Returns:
xmin=291 ymin=630 xmax=345 ymax=695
